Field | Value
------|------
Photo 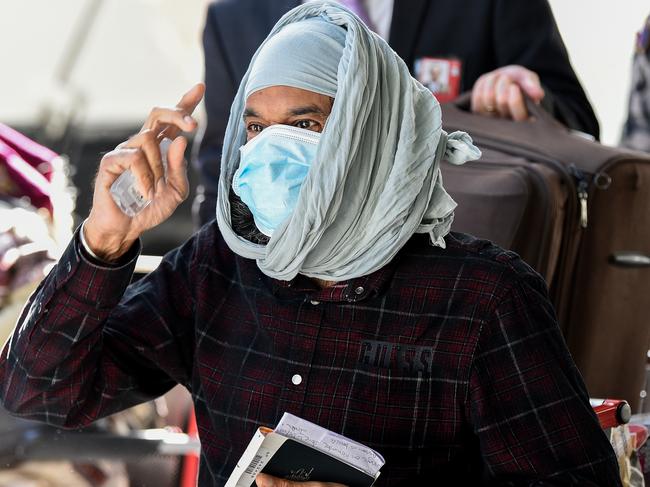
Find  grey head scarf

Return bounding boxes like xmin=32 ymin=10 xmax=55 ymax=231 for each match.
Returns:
xmin=216 ymin=1 xmax=481 ymax=282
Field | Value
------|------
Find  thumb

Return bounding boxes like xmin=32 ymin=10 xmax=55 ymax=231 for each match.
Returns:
xmin=164 ymin=136 xmax=189 ymax=198
xmin=166 ymin=136 xmax=188 ymax=172
xmin=256 ymin=473 xmax=278 ymax=487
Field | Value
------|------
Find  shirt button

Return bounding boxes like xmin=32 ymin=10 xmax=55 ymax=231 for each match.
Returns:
xmin=291 ymin=374 xmax=302 ymax=385
xmin=310 ymin=300 xmax=320 ymax=305
xmin=354 ymin=286 xmax=365 ymax=295
xmin=66 ymin=262 xmax=72 ymax=273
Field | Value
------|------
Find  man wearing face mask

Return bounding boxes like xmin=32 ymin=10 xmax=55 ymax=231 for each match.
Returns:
xmin=193 ymin=0 xmax=600 ymax=227
xmin=0 ymin=3 xmax=620 ymax=486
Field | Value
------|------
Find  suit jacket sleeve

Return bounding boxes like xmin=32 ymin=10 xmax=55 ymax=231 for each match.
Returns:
xmin=194 ymin=3 xmax=239 ymax=201
xmin=492 ymin=0 xmax=600 ymax=139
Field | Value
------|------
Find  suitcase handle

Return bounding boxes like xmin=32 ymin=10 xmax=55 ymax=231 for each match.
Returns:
xmin=450 ymin=91 xmax=565 ymax=130
xmin=609 ymin=252 xmax=650 ymax=267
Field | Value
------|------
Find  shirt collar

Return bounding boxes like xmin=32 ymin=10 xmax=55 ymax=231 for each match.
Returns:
xmin=265 ymin=255 xmax=400 ymax=303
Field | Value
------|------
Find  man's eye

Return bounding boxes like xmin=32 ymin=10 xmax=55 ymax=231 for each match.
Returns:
xmin=247 ymin=123 xmax=264 ymax=133
xmin=294 ymin=120 xmax=315 ymax=130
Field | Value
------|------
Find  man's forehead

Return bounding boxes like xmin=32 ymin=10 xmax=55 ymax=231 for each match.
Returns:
xmin=242 ymin=104 xmax=329 ymax=119
xmin=244 ymin=86 xmax=332 ymax=115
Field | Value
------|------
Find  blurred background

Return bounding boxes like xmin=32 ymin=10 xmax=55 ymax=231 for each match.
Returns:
xmin=0 ymin=0 xmax=647 ymax=253
xmin=0 ymin=0 xmax=210 ymax=255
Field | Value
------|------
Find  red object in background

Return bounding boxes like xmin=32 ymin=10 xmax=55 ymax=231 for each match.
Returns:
xmin=591 ymin=399 xmax=632 ymax=429
xmin=180 ymin=408 xmax=200 ymax=487
xmin=0 ymin=123 xmax=58 ymax=215
xmin=413 ymin=57 xmax=462 ymax=103
xmin=630 ymin=423 xmax=649 ymax=450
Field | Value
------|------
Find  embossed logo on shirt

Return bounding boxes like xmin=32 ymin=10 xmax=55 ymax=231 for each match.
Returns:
xmin=359 ymin=340 xmax=433 ymax=376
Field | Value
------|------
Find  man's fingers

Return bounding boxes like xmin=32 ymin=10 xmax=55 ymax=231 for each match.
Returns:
xmin=176 ymin=82 xmax=206 ymax=114
xmin=167 ymin=136 xmax=187 ymax=167
xmin=472 ymin=65 xmax=545 ymax=121
xmin=507 ymin=84 xmax=528 ymax=121
xmin=255 ymin=473 xmax=347 ymax=487
xmin=124 ymin=130 xmax=165 ymax=184
xmin=480 ymin=73 xmax=497 ymax=115
xmin=139 ymin=84 xmax=204 ymax=140
xmin=495 ymin=75 xmax=513 ymax=117
xmin=499 ymin=65 xmax=545 ymax=103
xmin=163 ymin=136 xmax=190 ymax=202
xmin=524 ymin=78 xmax=545 ymax=103
xmin=470 ymin=76 xmax=485 ymax=113
xmin=518 ymin=73 xmax=544 ymax=103
xmin=143 ymin=107 xmax=197 ymax=137
xmin=98 ymin=148 xmax=155 ymax=199
xmin=471 ymin=72 xmax=498 ymax=116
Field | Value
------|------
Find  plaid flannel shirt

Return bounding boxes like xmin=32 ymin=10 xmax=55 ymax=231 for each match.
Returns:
xmin=0 ymin=223 xmax=621 ymax=486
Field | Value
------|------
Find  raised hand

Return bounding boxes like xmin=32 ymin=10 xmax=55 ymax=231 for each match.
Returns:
xmin=84 ymin=83 xmax=205 ymax=261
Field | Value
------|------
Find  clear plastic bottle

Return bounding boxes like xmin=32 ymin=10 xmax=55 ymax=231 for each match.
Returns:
xmin=110 ymin=138 xmax=172 ymax=217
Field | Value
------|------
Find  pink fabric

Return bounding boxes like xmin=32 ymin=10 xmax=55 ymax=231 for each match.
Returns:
xmin=0 ymin=124 xmax=56 ymax=215
xmin=0 ymin=123 xmax=58 ymax=181
xmin=338 ymin=0 xmax=374 ymax=31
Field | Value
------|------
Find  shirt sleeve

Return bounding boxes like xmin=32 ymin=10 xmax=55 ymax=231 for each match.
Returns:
xmin=466 ymin=263 xmax=621 ymax=486
xmin=0 ymin=225 xmax=196 ymax=428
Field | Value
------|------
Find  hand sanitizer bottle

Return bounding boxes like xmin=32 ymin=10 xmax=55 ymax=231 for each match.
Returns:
xmin=110 ymin=137 xmax=172 ymax=217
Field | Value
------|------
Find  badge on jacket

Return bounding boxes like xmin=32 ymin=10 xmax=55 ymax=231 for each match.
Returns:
xmin=414 ymin=57 xmax=462 ymax=103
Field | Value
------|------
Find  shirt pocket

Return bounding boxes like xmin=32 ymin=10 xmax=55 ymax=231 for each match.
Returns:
xmin=341 ymin=348 xmax=466 ymax=450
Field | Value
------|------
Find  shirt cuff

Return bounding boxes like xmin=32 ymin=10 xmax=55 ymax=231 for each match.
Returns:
xmin=78 ymin=220 xmax=138 ymax=268
xmin=52 ymin=224 xmax=141 ymax=307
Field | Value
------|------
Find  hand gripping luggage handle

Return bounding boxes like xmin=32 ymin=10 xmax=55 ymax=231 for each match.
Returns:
xmin=450 ymin=91 xmax=568 ymax=131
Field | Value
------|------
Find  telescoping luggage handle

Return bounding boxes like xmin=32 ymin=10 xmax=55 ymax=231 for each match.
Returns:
xmin=449 ymin=91 xmax=569 ymax=133
xmin=609 ymin=252 xmax=650 ymax=268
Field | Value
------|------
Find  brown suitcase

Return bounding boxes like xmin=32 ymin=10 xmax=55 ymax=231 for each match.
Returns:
xmin=441 ymin=96 xmax=650 ymax=410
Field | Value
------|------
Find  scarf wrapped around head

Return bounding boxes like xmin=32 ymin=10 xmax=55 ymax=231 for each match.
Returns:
xmin=216 ymin=1 xmax=481 ymax=282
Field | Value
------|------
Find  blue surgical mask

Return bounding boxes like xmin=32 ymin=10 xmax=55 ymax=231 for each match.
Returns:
xmin=232 ymin=124 xmax=321 ymax=237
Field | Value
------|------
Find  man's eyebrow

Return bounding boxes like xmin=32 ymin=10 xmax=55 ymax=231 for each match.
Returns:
xmin=288 ymin=105 xmax=328 ymax=116
xmin=242 ymin=104 xmax=329 ymax=119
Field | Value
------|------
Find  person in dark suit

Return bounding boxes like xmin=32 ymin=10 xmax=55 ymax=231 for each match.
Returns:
xmin=621 ymin=13 xmax=650 ymax=152
xmin=193 ymin=0 xmax=599 ymax=226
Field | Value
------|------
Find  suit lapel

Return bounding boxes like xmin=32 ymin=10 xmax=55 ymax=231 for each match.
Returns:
xmin=388 ymin=0 xmax=429 ymax=64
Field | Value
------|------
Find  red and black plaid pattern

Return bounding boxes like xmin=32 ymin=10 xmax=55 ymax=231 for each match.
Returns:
xmin=0 ymin=223 xmax=621 ymax=486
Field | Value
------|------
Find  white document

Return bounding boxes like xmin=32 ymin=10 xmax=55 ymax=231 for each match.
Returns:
xmin=274 ymin=412 xmax=385 ymax=476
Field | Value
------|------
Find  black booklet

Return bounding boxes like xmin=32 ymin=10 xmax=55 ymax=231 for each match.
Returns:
xmin=225 ymin=413 xmax=384 ymax=487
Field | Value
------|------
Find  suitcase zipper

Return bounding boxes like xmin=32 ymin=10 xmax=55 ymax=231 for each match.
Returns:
xmin=467 ymin=136 xmax=590 ymax=230
xmin=568 ymin=164 xmax=589 ymax=229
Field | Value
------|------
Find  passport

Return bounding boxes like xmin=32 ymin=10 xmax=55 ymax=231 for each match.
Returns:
xmin=225 ymin=412 xmax=384 ymax=487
